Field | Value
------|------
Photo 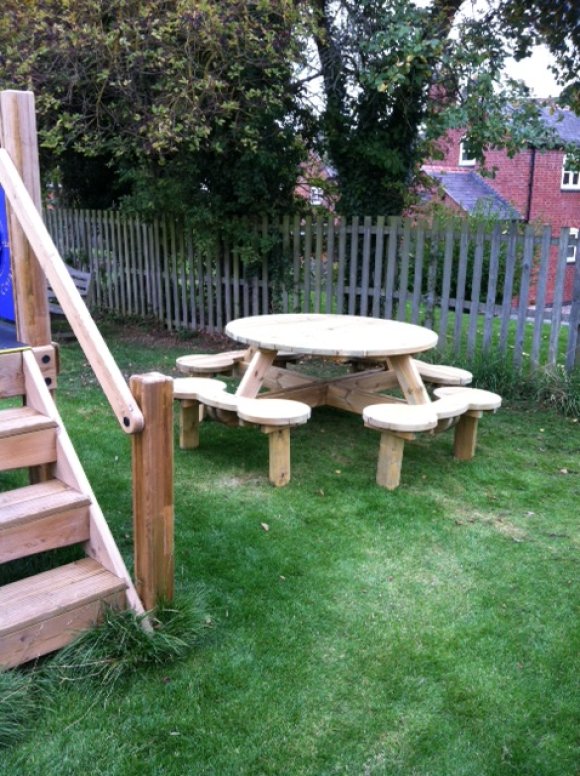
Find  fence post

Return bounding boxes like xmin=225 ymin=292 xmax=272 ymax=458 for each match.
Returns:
xmin=130 ymin=372 xmax=174 ymax=610
xmin=566 ymin=253 xmax=580 ymax=372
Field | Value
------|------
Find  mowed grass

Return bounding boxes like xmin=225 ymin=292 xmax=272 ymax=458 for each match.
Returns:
xmin=2 ymin=319 xmax=579 ymax=775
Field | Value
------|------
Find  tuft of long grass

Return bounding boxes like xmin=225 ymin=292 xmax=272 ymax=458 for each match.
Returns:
xmin=44 ymin=593 xmax=210 ymax=692
xmin=432 ymin=347 xmax=580 ymax=415
xmin=535 ymin=366 xmax=580 ymax=417
xmin=0 ymin=671 xmax=39 ymax=749
xmin=0 ymin=595 xmax=210 ymax=749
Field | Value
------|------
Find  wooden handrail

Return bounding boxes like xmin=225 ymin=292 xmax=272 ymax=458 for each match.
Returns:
xmin=0 ymin=148 xmax=144 ymax=433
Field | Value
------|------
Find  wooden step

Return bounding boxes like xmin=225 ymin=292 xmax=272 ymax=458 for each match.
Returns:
xmin=0 ymin=480 xmax=91 ymax=563
xmin=0 ymin=558 xmax=128 ymax=669
xmin=0 ymin=406 xmax=57 ymax=470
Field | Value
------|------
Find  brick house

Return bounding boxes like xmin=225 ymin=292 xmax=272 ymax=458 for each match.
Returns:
xmin=423 ymin=106 xmax=580 ymax=303
xmin=295 ymin=154 xmax=338 ymax=211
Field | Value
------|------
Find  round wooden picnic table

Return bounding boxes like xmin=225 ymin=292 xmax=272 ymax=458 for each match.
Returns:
xmin=226 ymin=314 xmax=438 ymax=407
xmin=225 ymin=313 xmax=438 ymax=358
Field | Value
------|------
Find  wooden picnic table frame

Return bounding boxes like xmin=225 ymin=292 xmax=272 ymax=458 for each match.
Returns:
xmin=225 ymin=313 xmax=439 ymax=412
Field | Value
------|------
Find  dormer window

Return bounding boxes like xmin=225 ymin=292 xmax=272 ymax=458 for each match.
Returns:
xmin=561 ymin=156 xmax=580 ymax=190
xmin=459 ymin=138 xmax=476 ymax=167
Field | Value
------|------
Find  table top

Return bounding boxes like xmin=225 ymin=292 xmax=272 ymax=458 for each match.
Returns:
xmin=225 ymin=314 xmax=438 ymax=358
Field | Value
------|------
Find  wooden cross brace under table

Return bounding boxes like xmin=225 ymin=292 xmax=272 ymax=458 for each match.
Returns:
xmin=235 ymin=349 xmax=429 ymax=413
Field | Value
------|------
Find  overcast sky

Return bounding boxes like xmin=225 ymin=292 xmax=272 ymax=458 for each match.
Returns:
xmin=505 ymin=47 xmax=561 ymax=98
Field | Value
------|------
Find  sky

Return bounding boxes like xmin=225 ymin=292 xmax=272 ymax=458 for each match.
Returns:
xmin=505 ymin=47 xmax=561 ymax=98
xmin=412 ymin=0 xmax=563 ymax=99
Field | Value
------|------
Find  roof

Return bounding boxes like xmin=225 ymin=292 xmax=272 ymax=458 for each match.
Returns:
xmin=537 ymin=106 xmax=580 ymax=146
xmin=424 ymin=168 xmax=523 ymax=220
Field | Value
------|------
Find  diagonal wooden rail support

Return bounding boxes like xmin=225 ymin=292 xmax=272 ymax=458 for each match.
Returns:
xmin=0 ymin=146 xmax=144 ymax=434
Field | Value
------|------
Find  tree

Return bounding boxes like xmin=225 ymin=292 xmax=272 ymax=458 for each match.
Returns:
xmin=304 ymin=0 xmax=580 ymax=216
xmin=0 ymin=0 xmax=311 ymax=220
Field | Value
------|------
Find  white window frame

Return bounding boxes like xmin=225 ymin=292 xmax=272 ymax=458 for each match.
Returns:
xmin=566 ymin=228 xmax=578 ymax=264
xmin=310 ymin=186 xmax=323 ymax=206
xmin=561 ymin=156 xmax=580 ymax=190
xmin=459 ymin=138 xmax=476 ymax=167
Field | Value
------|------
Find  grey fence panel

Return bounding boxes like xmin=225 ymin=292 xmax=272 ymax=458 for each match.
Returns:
xmin=44 ymin=208 xmax=577 ymax=371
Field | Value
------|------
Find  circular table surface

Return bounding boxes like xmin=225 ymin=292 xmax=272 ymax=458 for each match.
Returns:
xmin=225 ymin=314 xmax=438 ymax=358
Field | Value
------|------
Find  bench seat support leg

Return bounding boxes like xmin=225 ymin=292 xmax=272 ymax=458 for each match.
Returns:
xmin=180 ymin=399 xmax=201 ymax=449
xmin=264 ymin=426 xmax=291 ymax=487
xmin=453 ymin=411 xmax=482 ymax=460
xmin=376 ymin=431 xmax=406 ymax=490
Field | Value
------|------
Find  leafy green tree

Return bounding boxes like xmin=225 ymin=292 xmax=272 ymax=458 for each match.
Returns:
xmin=0 ymin=0 xmax=310 ymax=220
xmin=304 ymin=0 xmax=579 ymax=216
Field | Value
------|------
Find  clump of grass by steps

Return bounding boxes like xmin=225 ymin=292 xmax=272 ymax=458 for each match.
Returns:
xmin=0 ymin=594 xmax=210 ymax=749
xmin=46 ymin=594 xmax=210 ymax=691
xmin=0 ymin=672 xmax=39 ymax=748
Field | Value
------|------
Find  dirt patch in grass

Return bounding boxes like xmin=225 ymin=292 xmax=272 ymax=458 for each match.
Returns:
xmin=94 ymin=315 xmax=232 ymax=352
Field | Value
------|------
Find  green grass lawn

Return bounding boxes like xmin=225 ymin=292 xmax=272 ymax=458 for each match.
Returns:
xmin=2 ymin=319 xmax=579 ymax=775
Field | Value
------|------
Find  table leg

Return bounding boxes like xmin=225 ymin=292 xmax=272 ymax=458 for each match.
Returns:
xmin=179 ymin=399 xmax=200 ymax=449
xmin=387 ymin=354 xmax=430 ymax=405
xmin=236 ymin=348 xmax=277 ymax=398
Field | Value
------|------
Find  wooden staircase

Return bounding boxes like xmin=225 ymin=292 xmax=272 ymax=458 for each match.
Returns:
xmin=0 ymin=347 xmax=144 ymax=670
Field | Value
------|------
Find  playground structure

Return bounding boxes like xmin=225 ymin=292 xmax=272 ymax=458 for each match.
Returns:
xmin=0 ymin=91 xmax=174 ymax=669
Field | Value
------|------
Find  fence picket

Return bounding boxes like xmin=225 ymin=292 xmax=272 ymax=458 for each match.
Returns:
xmin=411 ymin=225 xmax=425 ymax=325
xmin=336 ymin=219 xmax=347 ymax=315
xmin=453 ymin=220 xmax=469 ymax=353
xmin=530 ymin=226 xmax=552 ymax=368
xmin=397 ymin=220 xmax=411 ymax=321
xmin=499 ymin=223 xmax=518 ymax=354
xmin=437 ymin=222 xmax=454 ymax=350
xmin=384 ymin=217 xmax=399 ymax=320
xmin=325 ymin=217 xmax=335 ymax=313
xmin=513 ymin=225 xmax=535 ymax=369
xmin=548 ymin=230 xmax=570 ymax=365
xmin=566 ymin=253 xmax=580 ymax=371
xmin=348 ymin=216 xmax=359 ymax=315
xmin=467 ymin=223 xmax=486 ymax=358
xmin=372 ymin=216 xmax=385 ymax=318
xmin=360 ymin=216 xmax=372 ymax=316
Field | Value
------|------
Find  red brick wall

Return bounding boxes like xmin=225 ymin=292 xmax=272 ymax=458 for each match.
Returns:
xmin=430 ymin=130 xmax=580 ymax=303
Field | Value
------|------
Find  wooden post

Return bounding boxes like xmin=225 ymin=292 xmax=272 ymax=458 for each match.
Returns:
xmin=0 ymin=90 xmax=51 ymax=346
xmin=376 ymin=431 xmax=405 ymax=490
xmin=131 ymin=372 xmax=174 ymax=610
xmin=179 ymin=399 xmax=201 ymax=449
xmin=266 ymin=426 xmax=291 ymax=487
xmin=453 ymin=412 xmax=481 ymax=461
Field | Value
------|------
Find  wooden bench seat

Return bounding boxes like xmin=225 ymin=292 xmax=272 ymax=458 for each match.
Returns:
xmin=363 ymin=386 xmax=501 ymax=490
xmin=48 ymin=265 xmax=92 ymax=315
xmin=176 ymin=352 xmax=246 ymax=377
xmin=413 ymin=361 xmax=473 ymax=386
xmin=176 ymin=349 xmax=303 ymax=379
xmin=172 ymin=378 xmax=310 ymax=487
xmin=347 ymin=358 xmax=472 ymax=387
xmin=433 ymin=386 xmax=501 ymax=461
xmin=172 ymin=377 xmax=228 ymax=448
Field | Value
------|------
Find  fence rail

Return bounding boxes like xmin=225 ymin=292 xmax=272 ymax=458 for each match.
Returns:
xmin=44 ymin=208 xmax=580 ymax=372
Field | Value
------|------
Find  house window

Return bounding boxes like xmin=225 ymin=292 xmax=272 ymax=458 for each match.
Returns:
xmin=310 ymin=186 xmax=323 ymax=206
xmin=567 ymin=228 xmax=578 ymax=264
xmin=561 ymin=156 xmax=580 ymax=190
xmin=459 ymin=138 xmax=476 ymax=167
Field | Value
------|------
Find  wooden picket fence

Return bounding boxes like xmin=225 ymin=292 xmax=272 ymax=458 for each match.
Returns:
xmin=43 ymin=208 xmax=580 ymax=371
